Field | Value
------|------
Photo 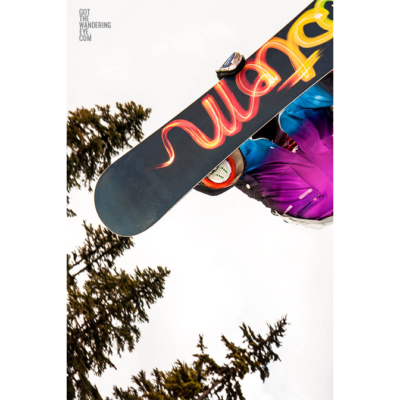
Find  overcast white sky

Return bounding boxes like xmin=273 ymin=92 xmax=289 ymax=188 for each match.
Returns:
xmin=67 ymin=1 xmax=332 ymax=399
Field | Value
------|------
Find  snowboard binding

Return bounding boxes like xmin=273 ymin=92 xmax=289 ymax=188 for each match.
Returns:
xmin=201 ymin=156 xmax=237 ymax=189
xmin=216 ymin=52 xmax=245 ymax=81
xmin=195 ymin=149 xmax=246 ymax=196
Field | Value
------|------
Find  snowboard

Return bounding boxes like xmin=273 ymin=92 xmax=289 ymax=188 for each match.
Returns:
xmin=95 ymin=0 xmax=333 ymax=237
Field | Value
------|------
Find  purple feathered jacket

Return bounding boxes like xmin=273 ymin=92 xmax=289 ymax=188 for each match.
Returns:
xmin=195 ymin=74 xmax=333 ymax=222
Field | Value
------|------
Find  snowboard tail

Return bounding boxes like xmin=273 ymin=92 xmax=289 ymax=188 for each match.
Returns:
xmin=95 ymin=0 xmax=333 ymax=236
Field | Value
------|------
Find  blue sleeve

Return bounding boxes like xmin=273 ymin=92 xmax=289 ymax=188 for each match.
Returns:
xmin=279 ymin=83 xmax=333 ymax=136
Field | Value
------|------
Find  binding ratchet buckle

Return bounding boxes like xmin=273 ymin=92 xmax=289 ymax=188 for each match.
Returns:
xmin=216 ymin=52 xmax=245 ymax=80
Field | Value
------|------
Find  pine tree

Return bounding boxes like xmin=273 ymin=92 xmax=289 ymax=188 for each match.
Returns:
xmin=67 ymin=101 xmax=288 ymax=400
xmin=108 ymin=316 xmax=288 ymax=400
xmin=67 ymin=101 xmax=151 ymax=216
xmin=67 ymin=101 xmax=170 ymax=400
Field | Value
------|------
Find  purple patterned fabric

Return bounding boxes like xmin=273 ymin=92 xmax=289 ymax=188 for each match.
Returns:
xmin=236 ymin=108 xmax=333 ymax=220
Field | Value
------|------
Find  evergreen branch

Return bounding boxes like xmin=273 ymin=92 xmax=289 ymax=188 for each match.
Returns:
xmin=110 ymin=316 xmax=288 ymax=400
xmin=195 ymin=378 xmax=224 ymax=400
xmin=70 ymin=247 xmax=122 ymax=278
xmin=68 ymin=222 xmax=134 ymax=278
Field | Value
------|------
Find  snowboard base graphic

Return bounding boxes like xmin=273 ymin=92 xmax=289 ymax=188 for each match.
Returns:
xmin=95 ymin=0 xmax=334 ymax=236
